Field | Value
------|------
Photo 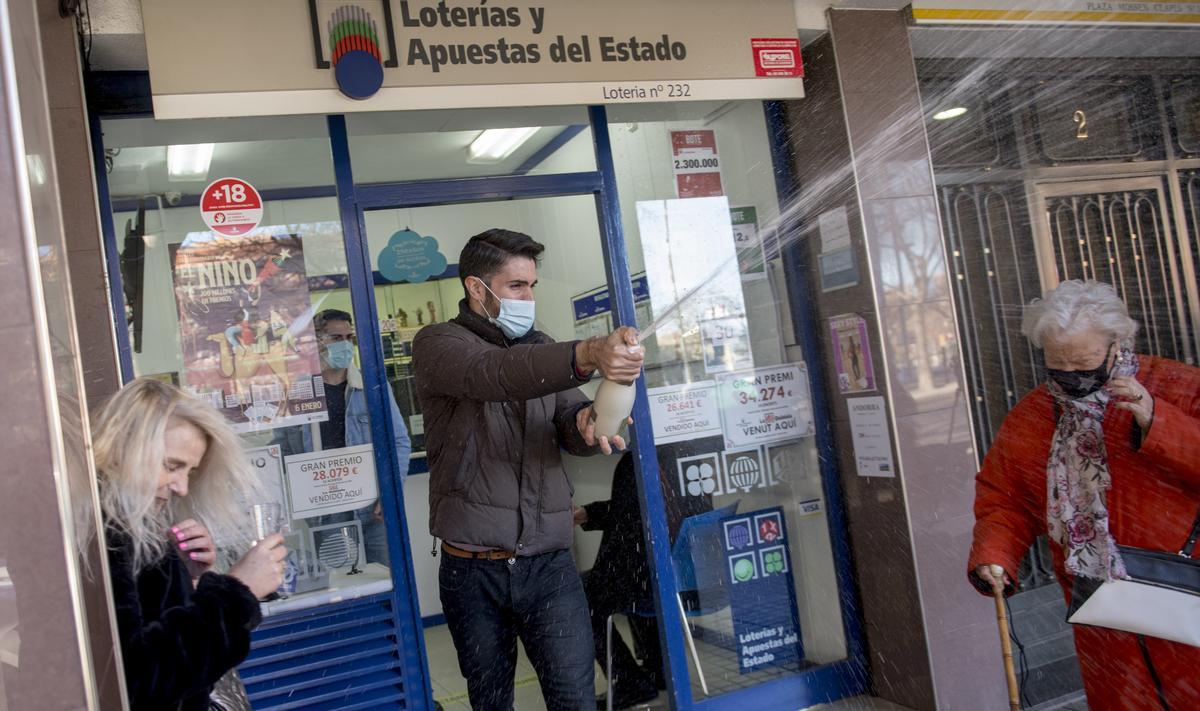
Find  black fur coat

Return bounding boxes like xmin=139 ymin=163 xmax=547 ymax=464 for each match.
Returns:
xmin=107 ymin=528 xmax=261 ymax=710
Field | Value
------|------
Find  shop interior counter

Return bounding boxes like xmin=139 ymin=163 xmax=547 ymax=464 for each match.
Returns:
xmin=260 ymin=563 xmax=392 ymax=617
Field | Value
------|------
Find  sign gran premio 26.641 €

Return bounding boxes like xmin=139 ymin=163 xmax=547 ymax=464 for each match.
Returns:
xmin=141 ymin=0 xmax=803 ymax=119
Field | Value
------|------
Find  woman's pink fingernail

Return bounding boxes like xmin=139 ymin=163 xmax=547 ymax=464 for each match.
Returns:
xmin=179 ymin=541 xmax=188 ymax=549
xmin=170 ymin=526 xmax=180 ymax=533
xmin=189 ymin=552 xmax=199 ymax=560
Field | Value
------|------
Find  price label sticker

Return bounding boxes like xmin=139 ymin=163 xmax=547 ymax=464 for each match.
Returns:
xmin=670 ymin=129 xmax=724 ymax=198
xmin=200 ymin=177 xmax=263 ymax=236
xmin=716 ymin=364 xmax=814 ymax=448
xmin=672 ymin=154 xmax=722 ymax=175
xmin=284 ymin=444 xmax=378 ymax=517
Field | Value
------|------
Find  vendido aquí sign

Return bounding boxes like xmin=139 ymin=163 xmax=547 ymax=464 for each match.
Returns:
xmin=141 ymin=0 xmax=804 ymax=119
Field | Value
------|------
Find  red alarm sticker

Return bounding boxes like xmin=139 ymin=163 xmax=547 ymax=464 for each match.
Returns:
xmin=751 ymin=38 xmax=804 ymax=78
xmin=200 ymin=177 xmax=263 ymax=237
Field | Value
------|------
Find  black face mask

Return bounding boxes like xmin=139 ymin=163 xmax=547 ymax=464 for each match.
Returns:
xmin=1046 ymin=348 xmax=1114 ymax=399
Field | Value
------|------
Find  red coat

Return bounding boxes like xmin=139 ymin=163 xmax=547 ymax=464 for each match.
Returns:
xmin=969 ymin=356 xmax=1200 ymax=711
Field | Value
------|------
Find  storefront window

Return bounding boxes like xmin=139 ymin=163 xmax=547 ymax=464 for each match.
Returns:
xmin=100 ymin=102 xmax=856 ymax=705
xmin=608 ymin=101 xmax=849 ymax=696
xmin=103 ymin=114 xmax=405 ymax=612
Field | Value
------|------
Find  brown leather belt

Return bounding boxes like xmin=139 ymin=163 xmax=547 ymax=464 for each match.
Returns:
xmin=441 ymin=541 xmax=516 ymax=561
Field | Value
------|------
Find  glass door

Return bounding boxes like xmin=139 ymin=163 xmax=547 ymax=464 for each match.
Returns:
xmin=338 ymin=103 xmax=866 ymax=710
xmin=349 ymin=190 xmax=624 ymax=708
xmin=339 ymin=106 xmax=622 ymax=709
xmin=602 ymin=102 xmax=863 ymax=706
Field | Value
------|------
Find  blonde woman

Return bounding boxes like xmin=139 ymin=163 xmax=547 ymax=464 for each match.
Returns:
xmin=92 ymin=378 xmax=287 ymax=710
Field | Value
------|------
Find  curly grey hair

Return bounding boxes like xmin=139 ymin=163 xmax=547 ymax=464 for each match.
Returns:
xmin=1021 ymin=280 xmax=1139 ymax=349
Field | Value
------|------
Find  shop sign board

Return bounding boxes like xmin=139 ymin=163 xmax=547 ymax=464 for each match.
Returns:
xmin=720 ymin=506 xmax=803 ymax=673
xmin=170 ymin=231 xmax=327 ymax=432
xmin=647 ymin=381 xmax=722 ymax=445
xmin=715 ymin=364 xmax=815 ymax=448
xmin=142 ymin=1 xmax=804 ymax=119
xmin=285 ymin=444 xmax=380 ymax=517
xmin=912 ymin=1 xmax=1200 ymax=26
xmin=570 ymin=275 xmax=658 ymax=363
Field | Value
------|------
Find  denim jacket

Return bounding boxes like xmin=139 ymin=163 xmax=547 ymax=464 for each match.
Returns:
xmin=275 ymin=366 xmax=412 ymax=499
xmin=299 ymin=366 xmax=411 ymax=470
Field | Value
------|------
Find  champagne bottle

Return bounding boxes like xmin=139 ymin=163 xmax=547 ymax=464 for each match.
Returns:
xmin=590 ymin=344 xmax=643 ymax=438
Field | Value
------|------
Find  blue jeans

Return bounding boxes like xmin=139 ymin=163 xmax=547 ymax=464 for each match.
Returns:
xmin=440 ymin=549 xmax=595 ymax=710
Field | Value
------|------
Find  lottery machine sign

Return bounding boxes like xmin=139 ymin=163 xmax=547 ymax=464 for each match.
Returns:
xmin=284 ymin=444 xmax=379 ymax=518
xmin=716 ymin=364 xmax=815 ymax=448
xmin=201 ymin=177 xmax=263 ymax=237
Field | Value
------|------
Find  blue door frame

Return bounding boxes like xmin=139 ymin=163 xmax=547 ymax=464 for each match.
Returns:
xmin=88 ymin=90 xmax=868 ymax=709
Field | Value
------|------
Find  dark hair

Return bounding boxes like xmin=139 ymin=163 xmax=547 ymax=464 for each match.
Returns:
xmin=458 ymin=229 xmax=544 ymax=295
xmin=314 ymin=309 xmax=353 ymax=333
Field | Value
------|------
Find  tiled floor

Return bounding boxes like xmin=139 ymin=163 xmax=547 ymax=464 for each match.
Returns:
xmin=425 ymin=621 xmax=911 ymax=711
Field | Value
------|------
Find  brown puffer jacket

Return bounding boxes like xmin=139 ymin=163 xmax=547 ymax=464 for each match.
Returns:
xmin=412 ymin=300 xmax=596 ymax=556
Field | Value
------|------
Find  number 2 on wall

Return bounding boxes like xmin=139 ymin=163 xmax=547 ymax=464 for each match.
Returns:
xmin=1073 ymin=109 xmax=1089 ymax=140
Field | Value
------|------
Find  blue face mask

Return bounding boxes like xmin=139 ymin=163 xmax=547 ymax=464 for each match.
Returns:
xmin=476 ymin=279 xmax=535 ymax=340
xmin=322 ymin=339 xmax=355 ymax=370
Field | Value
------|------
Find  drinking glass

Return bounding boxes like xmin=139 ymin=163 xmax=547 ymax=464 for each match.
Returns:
xmin=250 ymin=503 xmax=282 ymax=542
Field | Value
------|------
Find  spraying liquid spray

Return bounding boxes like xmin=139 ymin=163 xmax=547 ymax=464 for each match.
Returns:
xmin=587 ymin=85 xmax=933 ymax=439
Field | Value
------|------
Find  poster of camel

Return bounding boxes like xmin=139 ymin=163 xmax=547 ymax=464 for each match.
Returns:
xmin=170 ymin=232 xmax=327 ymax=432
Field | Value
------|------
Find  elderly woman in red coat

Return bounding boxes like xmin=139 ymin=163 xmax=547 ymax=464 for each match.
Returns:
xmin=969 ymin=280 xmax=1200 ymax=710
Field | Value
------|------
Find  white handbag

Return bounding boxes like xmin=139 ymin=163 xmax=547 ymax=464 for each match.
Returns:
xmin=1067 ymin=508 xmax=1200 ymax=647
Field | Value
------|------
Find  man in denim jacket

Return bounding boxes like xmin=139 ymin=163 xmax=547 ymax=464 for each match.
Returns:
xmin=276 ymin=308 xmax=410 ymax=564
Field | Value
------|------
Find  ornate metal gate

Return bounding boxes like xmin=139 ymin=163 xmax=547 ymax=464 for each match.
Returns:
xmin=1036 ymin=180 xmax=1196 ymax=365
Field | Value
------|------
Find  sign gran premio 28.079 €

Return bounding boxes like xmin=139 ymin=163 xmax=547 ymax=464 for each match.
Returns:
xmin=141 ymin=0 xmax=803 ymax=119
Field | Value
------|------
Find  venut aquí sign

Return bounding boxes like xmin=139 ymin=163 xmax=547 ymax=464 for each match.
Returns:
xmin=141 ymin=0 xmax=804 ymax=119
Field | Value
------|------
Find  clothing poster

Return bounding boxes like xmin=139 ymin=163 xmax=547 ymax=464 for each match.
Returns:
xmin=171 ymin=232 xmax=327 ymax=432
xmin=829 ymin=313 xmax=875 ymax=393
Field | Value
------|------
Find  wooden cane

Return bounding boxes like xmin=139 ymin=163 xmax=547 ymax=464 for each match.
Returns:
xmin=990 ymin=565 xmax=1021 ymax=711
